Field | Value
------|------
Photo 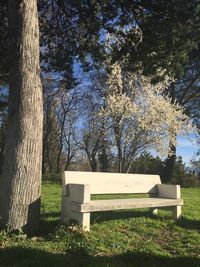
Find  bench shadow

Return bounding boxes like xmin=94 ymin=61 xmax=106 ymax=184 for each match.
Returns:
xmin=91 ymin=209 xmax=151 ymax=224
xmin=40 ymin=211 xmax=200 ymax=235
xmin=91 ymin=211 xmax=200 ymax=232
xmin=0 ymin=247 xmax=200 ymax=267
xmin=177 ymin=216 xmax=200 ymax=231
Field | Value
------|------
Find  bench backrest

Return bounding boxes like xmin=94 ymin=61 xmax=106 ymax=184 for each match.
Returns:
xmin=63 ymin=171 xmax=161 ymax=194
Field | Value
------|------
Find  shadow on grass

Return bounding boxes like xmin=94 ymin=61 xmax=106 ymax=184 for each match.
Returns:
xmin=91 ymin=209 xmax=153 ymax=224
xmin=38 ymin=210 xmax=154 ymax=238
xmin=39 ymin=211 xmax=61 ymax=236
xmin=41 ymin=210 xmax=153 ymax=230
xmin=39 ymin=220 xmax=60 ymax=236
xmin=42 ymin=211 xmax=60 ymax=219
xmin=0 ymin=247 xmax=200 ymax=267
xmin=40 ymin=210 xmax=200 ymax=235
xmin=177 ymin=216 xmax=200 ymax=231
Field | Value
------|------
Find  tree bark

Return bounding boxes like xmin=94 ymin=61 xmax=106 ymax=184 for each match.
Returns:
xmin=163 ymin=142 xmax=176 ymax=183
xmin=114 ymin=123 xmax=123 ymax=173
xmin=90 ymin=156 xmax=97 ymax=172
xmin=163 ymin=84 xmax=176 ymax=183
xmin=0 ymin=0 xmax=43 ymax=235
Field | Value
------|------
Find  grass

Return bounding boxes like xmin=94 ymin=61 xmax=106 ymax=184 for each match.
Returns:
xmin=0 ymin=182 xmax=200 ymax=267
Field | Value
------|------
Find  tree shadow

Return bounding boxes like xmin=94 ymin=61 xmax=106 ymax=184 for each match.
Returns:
xmin=0 ymin=247 xmax=200 ymax=267
xmin=42 ymin=211 xmax=60 ymax=219
xmin=39 ymin=211 xmax=61 ymax=236
xmin=39 ymin=218 xmax=60 ymax=236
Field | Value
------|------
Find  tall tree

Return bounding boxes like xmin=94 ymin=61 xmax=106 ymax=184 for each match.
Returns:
xmin=164 ymin=48 xmax=200 ymax=182
xmin=0 ymin=0 xmax=43 ymax=234
xmin=43 ymin=81 xmax=61 ymax=174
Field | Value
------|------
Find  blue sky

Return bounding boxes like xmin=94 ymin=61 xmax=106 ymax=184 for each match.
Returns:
xmin=177 ymin=136 xmax=199 ymax=166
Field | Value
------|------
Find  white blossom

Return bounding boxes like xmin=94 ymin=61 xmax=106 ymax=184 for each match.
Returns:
xmin=99 ymin=63 xmax=195 ymax=157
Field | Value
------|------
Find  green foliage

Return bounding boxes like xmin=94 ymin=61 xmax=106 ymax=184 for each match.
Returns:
xmin=182 ymin=175 xmax=200 ymax=188
xmin=2 ymin=1 xmax=199 ymax=83
xmin=0 ymin=182 xmax=200 ymax=266
xmin=171 ymin=156 xmax=200 ymax=187
xmin=131 ymin=152 xmax=164 ymax=175
xmin=39 ymin=0 xmax=200 ymax=79
xmin=94 ymin=0 xmax=200 ymax=78
xmin=131 ymin=153 xmax=200 ymax=187
xmin=171 ymin=156 xmax=187 ymax=185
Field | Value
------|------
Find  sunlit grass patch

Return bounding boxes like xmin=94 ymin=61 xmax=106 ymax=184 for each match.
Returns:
xmin=0 ymin=181 xmax=199 ymax=267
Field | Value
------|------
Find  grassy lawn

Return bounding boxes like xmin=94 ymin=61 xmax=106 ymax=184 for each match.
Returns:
xmin=0 ymin=181 xmax=200 ymax=267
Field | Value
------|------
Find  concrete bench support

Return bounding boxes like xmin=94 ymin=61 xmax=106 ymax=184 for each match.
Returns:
xmin=157 ymin=184 xmax=182 ymax=219
xmin=61 ymin=183 xmax=91 ymax=230
xmin=173 ymin=206 xmax=182 ymax=220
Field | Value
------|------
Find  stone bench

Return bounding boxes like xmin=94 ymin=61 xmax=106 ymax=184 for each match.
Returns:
xmin=61 ymin=171 xmax=183 ymax=231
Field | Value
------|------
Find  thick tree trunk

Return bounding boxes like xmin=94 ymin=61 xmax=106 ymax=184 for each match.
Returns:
xmin=0 ymin=0 xmax=43 ymax=235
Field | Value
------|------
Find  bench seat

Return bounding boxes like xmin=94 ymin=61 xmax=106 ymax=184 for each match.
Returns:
xmin=70 ymin=198 xmax=183 ymax=213
xmin=61 ymin=171 xmax=183 ymax=231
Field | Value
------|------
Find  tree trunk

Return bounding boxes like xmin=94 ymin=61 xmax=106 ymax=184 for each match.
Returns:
xmin=114 ymin=122 xmax=123 ymax=173
xmin=163 ymin=84 xmax=176 ymax=183
xmin=90 ymin=156 xmax=97 ymax=172
xmin=163 ymin=142 xmax=176 ymax=183
xmin=98 ymin=145 xmax=109 ymax=172
xmin=0 ymin=0 xmax=43 ymax=235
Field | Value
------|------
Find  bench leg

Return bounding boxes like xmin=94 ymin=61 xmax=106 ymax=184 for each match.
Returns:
xmin=150 ymin=208 xmax=158 ymax=216
xmin=62 ymin=209 xmax=90 ymax=231
xmin=172 ymin=206 xmax=181 ymax=220
xmin=77 ymin=212 xmax=90 ymax=231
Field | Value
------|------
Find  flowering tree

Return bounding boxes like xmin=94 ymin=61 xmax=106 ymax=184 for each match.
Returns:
xmin=99 ymin=63 xmax=194 ymax=173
